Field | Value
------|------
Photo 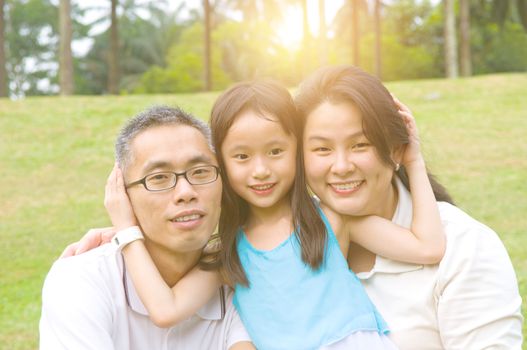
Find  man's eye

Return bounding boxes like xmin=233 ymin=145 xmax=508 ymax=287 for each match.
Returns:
xmin=148 ymin=173 xmax=170 ymax=183
xmin=189 ymin=167 xmax=212 ymax=178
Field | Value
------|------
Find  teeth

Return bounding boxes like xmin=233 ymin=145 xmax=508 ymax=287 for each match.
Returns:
xmin=252 ymin=184 xmax=273 ymax=190
xmin=174 ymin=214 xmax=201 ymax=222
xmin=332 ymin=181 xmax=362 ymax=191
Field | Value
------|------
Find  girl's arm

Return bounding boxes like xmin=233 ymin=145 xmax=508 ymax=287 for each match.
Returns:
xmin=105 ymin=165 xmax=221 ymax=328
xmin=121 ymin=240 xmax=221 ymax=328
xmin=348 ymin=99 xmax=446 ymax=264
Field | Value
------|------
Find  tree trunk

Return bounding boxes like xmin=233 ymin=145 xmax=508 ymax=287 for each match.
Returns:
xmin=203 ymin=0 xmax=211 ymax=91
xmin=459 ymin=0 xmax=471 ymax=76
xmin=352 ymin=0 xmax=360 ymax=66
xmin=59 ymin=0 xmax=74 ymax=95
xmin=373 ymin=0 xmax=381 ymax=79
xmin=318 ymin=0 xmax=328 ymax=66
xmin=301 ymin=0 xmax=311 ymax=74
xmin=107 ymin=0 xmax=119 ymax=94
xmin=0 ymin=0 xmax=7 ymax=97
xmin=444 ymin=0 xmax=458 ymax=78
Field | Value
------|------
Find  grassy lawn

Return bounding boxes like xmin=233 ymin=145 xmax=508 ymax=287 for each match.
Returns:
xmin=1 ymin=73 xmax=525 ymax=349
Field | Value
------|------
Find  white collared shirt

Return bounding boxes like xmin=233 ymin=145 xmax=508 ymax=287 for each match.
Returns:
xmin=357 ymin=178 xmax=523 ymax=349
xmin=39 ymin=244 xmax=251 ymax=350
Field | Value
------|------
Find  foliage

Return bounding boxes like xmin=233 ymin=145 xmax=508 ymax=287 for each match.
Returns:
xmin=75 ymin=0 xmax=186 ymax=95
xmin=2 ymin=0 xmax=527 ymax=97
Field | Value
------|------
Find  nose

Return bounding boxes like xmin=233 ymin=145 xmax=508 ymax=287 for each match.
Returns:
xmin=331 ymin=149 xmax=355 ymax=176
xmin=171 ymin=176 xmax=198 ymax=204
xmin=251 ymin=156 xmax=271 ymax=180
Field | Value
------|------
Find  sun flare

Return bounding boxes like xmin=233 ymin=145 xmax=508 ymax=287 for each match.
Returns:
xmin=274 ymin=7 xmax=305 ymax=49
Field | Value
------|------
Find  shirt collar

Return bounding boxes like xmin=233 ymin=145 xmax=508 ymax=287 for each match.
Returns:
xmin=356 ymin=176 xmax=423 ymax=279
xmin=121 ymin=256 xmax=226 ymax=321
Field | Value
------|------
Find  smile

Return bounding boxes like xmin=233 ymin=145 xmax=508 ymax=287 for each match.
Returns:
xmin=250 ymin=183 xmax=275 ymax=191
xmin=330 ymin=180 xmax=363 ymax=192
xmin=172 ymin=214 xmax=202 ymax=222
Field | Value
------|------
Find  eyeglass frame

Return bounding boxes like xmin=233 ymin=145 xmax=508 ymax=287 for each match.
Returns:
xmin=125 ymin=165 xmax=221 ymax=192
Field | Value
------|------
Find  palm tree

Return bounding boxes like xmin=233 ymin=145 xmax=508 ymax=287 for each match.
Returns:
xmin=443 ymin=0 xmax=458 ymax=78
xmin=59 ymin=0 xmax=74 ymax=95
xmin=0 ymin=0 xmax=7 ymax=97
xmin=203 ymin=0 xmax=211 ymax=91
xmin=459 ymin=0 xmax=471 ymax=76
xmin=491 ymin=0 xmax=527 ymax=32
xmin=107 ymin=0 xmax=119 ymax=94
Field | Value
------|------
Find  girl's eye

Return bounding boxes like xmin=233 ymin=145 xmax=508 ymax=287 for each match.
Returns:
xmin=269 ymin=148 xmax=283 ymax=156
xmin=313 ymin=147 xmax=330 ymax=153
xmin=234 ymin=154 xmax=248 ymax=160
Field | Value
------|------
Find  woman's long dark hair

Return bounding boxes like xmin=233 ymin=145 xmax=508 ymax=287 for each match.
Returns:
xmin=210 ymin=79 xmax=328 ymax=287
xmin=295 ymin=65 xmax=454 ymax=205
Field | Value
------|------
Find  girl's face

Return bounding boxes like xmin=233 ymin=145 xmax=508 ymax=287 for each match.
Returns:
xmin=303 ymin=101 xmax=398 ymax=219
xmin=221 ymin=109 xmax=297 ymax=213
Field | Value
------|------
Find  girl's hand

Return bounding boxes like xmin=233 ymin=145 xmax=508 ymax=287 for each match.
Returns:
xmin=392 ymin=95 xmax=424 ymax=168
xmin=104 ymin=164 xmax=138 ymax=231
xmin=59 ymin=226 xmax=116 ymax=258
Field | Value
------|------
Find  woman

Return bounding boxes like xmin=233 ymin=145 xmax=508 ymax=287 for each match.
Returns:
xmin=295 ymin=65 xmax=523 ymax=349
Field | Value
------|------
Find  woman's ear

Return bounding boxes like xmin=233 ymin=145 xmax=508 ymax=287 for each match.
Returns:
xmin=392 ymin=146 xmax=405 ymax=169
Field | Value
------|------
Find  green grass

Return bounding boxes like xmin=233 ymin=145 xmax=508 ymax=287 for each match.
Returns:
xmin=1 ymin=74 xmax=525 ymax=349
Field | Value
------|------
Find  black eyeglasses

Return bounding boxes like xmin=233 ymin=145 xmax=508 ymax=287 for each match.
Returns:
xmin=126 ymin=165 xmax=220 ymax=192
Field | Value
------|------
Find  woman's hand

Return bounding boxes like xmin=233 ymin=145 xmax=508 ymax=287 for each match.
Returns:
xmin=104 ymin=163 xmax=138 ymax=231
xmin=392 ymin=95 xmax=424 ymax=169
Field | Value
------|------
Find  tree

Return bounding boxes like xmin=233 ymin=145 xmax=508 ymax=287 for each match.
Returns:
xmin=107 ymin=0 xmax=119 ymax=94
xmin=59 ymin=0 xmax=74 ymax=95
xmin=351 ymin=0 xmax=360 ymax=66
xmin=203 ymin=0 xmax=211 ymax=91
xmin=459 ymin=0 xmax=471 ymax=76
xmin=0 ymin=0 xmax=7 ymax=97
xmin=318 ymin=0 xmax=328 ymax=65
xmin=491 ymin=0 xmax=527 ymax=32
xmin=443 ymin=0 xmax=458 ymax=78
xmin=373 ymin=0 xmax=382 ymax=78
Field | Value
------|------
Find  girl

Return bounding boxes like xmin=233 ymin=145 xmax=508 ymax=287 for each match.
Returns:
xmin=105 ymin=79 xmax=445 ymax=349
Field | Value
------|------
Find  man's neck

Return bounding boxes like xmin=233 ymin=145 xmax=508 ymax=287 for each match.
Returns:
xmin=144 ymin=241 xmax=202 ymax=287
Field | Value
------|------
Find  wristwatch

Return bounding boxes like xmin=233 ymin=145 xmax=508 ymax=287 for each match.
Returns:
xmin=111 ymin=226 xmax=144 ymax=251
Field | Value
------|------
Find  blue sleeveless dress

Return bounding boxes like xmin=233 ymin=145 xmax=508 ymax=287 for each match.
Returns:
xmin=233 ymin=209 xmax=395 ymax=350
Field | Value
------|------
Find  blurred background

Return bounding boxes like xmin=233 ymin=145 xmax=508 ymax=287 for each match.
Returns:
xmin=0 ymin=0 xmax=526 ymax=98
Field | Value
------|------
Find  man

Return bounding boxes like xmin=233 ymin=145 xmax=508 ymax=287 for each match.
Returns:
xmin=39 ymin=106 xmax=254 ymax=350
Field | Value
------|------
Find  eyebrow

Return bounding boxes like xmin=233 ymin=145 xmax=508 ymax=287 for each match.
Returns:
xmin=306 ymin=130 xmax=364 ymax=142
xmin=142 ymin=154 xmax=214 ymax=173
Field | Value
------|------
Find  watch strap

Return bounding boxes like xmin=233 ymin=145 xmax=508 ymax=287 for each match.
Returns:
xmin=111 ymin=226 xmax=144 ymax=251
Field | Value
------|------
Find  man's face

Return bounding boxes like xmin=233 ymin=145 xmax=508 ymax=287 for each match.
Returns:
xmin=124 ymin=124 xmax=222 ymax=255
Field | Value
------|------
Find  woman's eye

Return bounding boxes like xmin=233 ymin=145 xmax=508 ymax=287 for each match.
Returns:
xmin=352 ymin=143 xmax=369 ymax=150
xmin=269 ymin=148 xmax=283 ymax=156
xmin=313 ymin=147 xmax=330 ymax=152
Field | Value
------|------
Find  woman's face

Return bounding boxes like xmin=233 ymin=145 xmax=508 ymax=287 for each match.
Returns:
xmin=303 ymin=101 xmax=398 ymax=219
